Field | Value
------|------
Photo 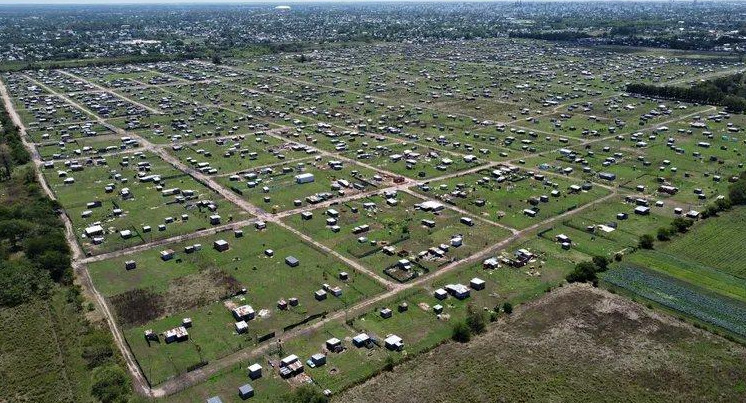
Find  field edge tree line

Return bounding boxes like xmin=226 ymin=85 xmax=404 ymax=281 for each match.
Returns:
xmin=0 ymin=89 xmax=133 ymax=403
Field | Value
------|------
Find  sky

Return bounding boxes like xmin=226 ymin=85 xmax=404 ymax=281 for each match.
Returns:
xmin=0 ymin=0 xmax=707 ymax=4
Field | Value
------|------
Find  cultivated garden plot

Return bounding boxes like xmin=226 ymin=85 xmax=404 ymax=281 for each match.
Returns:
xmin=284 ymin=192 xmax=513 ymax=280
xmin=86 ymin=222 xmax=386 ymax=385
xmin=42 ymin=151 xmax=246 ymax=255
xmin=417 ymin=166 xmax=611 ymax=230
xmin=217 ymin=158 xmax=391 ymax=213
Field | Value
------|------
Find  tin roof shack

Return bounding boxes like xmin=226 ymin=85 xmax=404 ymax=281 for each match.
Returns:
xmin=125 ymin=260 xmax=136 ymax=270
xmin=213 ymin=239 xmax=230 ymax=252
xmin=308 ymin=353 xmax=326 ymax=368
xmin=470 ymin=277 xmax=486 ymax=290
xmin=352 ymin=333 xmax=372 ymax=348
xmin=207 ymin=397 xmax=223 ymax=403
xmin=434 ymin=288 xmax=448 ymax=300
xmin=326 ymin=338 xmax=343 ymax=353
xmin=314 ymin=289 xmax=328 ymax=301
xmin=238 ymin=384 xmax=254 ymax=400
xmin=445 ymin=284 xmax=471 ymax=300
xmin=279 ymin=354 xmax=304 ymax=378
xmin=235 ymin=320 xmax=248 ymax=334
xmin=295 ymin=173 xmax=315 ymax=184
xmin=160 ymin=249 xmax=175 ymax=261
xmin=248 ymin=363 xmax=262 ymax=380
xmin=483 ymin=257 xmax=500 ymax=270
xmin=164 ymin=326 xmax=189 ymax=343
xmin=384 ymin=335 xmax=404 ymax=351
xmin=419 ymin=200 xmax=445 ymax=212
xmin=232 ymin=305 xmax=255 ymax=321
xmin=85 ymin=224 xmax=104 ymax=237
xmin=285 ymin=256 xmax=299 ymax=267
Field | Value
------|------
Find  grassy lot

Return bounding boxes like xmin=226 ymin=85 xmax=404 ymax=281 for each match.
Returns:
xmin=168 ymin=134 xmax=313 ymax=175
xmin=284 ymin=192 xmax=513 ymax=278
xmin=0 ymin=291 xmax=96 ymax=403
xmin=88 ymin=222 xmax=386 ymax=385
xmin=342 ymin=141 xmax=485 ymax=180
xmin=42 ymin=151 xmax=247 ymax=255
xmin=338 ymin=285 xmax=746 ymax=403
xmin=418 ymin=168 xmax=610 ymax=230
xmin=217 ymin=158 xmax=389 ymax=213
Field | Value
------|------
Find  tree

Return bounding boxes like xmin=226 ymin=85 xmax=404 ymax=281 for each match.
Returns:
xmin=211 ymin=53 xmax=222 ymax=65
xmin=90 ymin=364 xmax=130 ymax=403
xmin=502 ymin=302 xmax=513 ymax=315
xmin=566 ymin=261 xmax=598 ymax=283
xmin=638 ymin=234 xmax=655 ymax=249
xmin=451 ymin=321 xmax=472 ymax=343
xmin=728 ymin=174 xmax=746 ymax=205
xmin=671 ymin=217 xmax=694 ymax=233
xmin=36 ymin=250 xmax=71 ymax=283
xmin=656 ymin=227 xmax=671 ymax=241
xmin=465 ymin=304 xmax=486 ymax=334
xmin=592 ymin=255 xmax=610 ymax=271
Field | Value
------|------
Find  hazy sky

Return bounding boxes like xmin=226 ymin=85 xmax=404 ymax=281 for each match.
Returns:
xmin=0 ymin=0 xmax=700 ymax=4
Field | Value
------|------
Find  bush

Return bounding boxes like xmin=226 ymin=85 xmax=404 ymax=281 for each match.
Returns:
xmin=451 ymin=321 xmax=472 ymax=343
xmin=566 ymin=261 xmax=598 ymax=283
xmin=465 ymin=304 xmax=486 ymax=334
xmin=592 ymin=255 xmax=610 ymax=271
xmin=90 ymin=364 xmax=130 ymax=403
xmin=657 ymin=227 xmax=671 ymax=241
xmin=502 ymin=302 xmax=513 ymax=315
xmin=671 ymin=217 xmax=694 ymax=233
xmin=638 ymin=234 xmax=655 ymax=249
xmin=286 ymin=385 xmax=328 ymax=403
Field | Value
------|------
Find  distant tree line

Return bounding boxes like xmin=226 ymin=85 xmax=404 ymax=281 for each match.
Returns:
xmin=626 ymin=73 xmax=746 ymax=113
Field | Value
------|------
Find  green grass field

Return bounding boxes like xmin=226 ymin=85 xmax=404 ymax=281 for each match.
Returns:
xmin=663 ymin=206 xmax=746 ymax=280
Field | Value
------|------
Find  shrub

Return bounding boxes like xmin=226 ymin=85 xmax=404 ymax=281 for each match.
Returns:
xmin=90 ymin=364 xmax=130 ymax=403
xmin=566 ymin=261 xmax=598 ymax=283
xmin=638 ymin=234 xmax=655 ymax=249
xmin=502 ymin=302 xmax=513 ymax=315
xmin=451 ymin=321 xmax=472 ymax=343
xmin=286 ymin=384 xmax=329 ymax=403
xmin=465 ymin=304 xmax=486 ymax=334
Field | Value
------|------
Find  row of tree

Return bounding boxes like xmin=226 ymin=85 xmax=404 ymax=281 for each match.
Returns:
xmin=0 ymin=99 xmax=72 ymax=307
xmin=626 ymin=73 xmax=746 ymax=113
xmin=637 ymin=172 xmax=746 ymax=251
